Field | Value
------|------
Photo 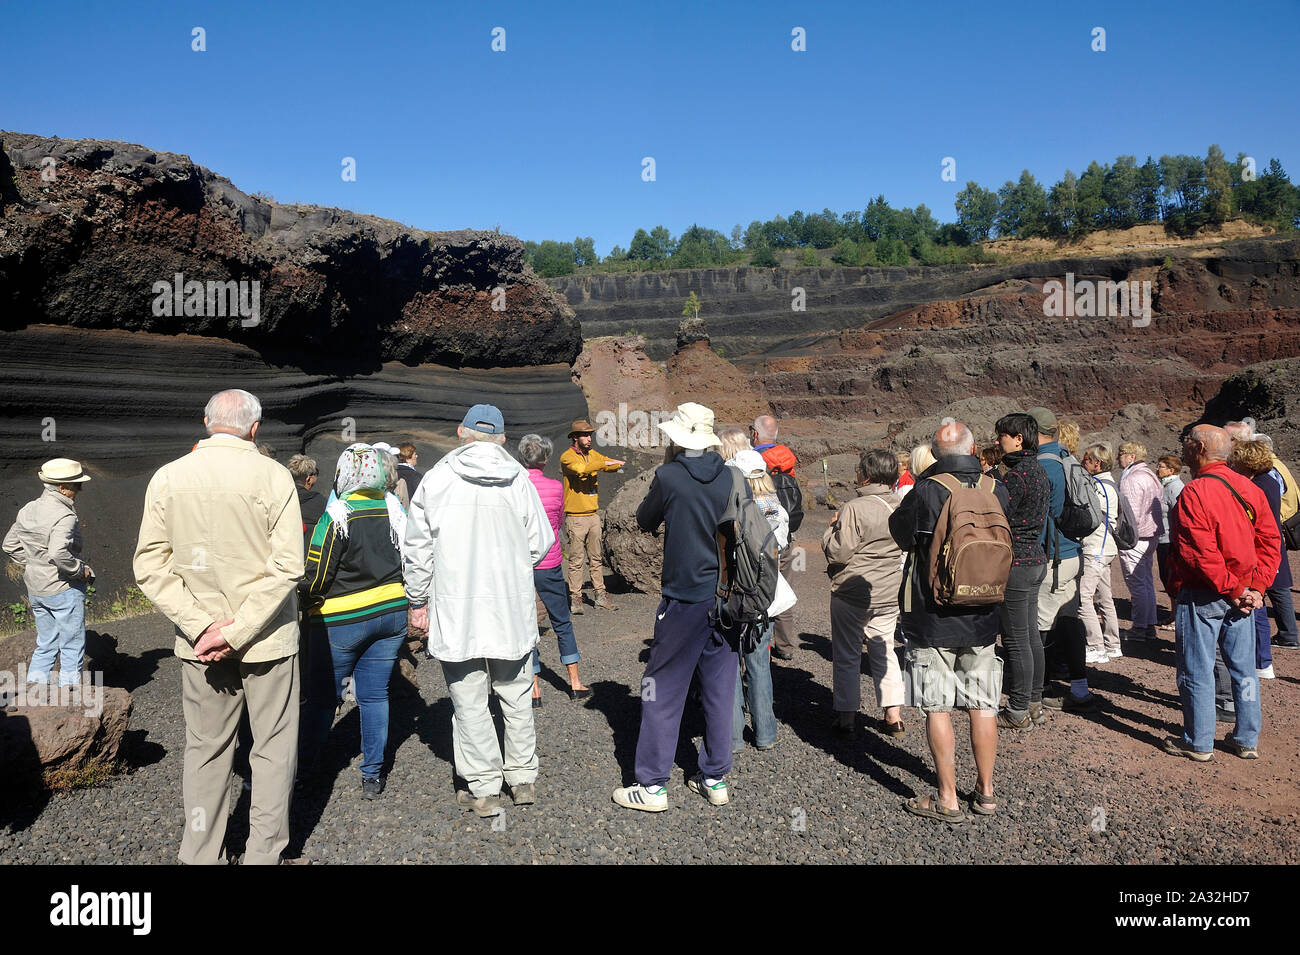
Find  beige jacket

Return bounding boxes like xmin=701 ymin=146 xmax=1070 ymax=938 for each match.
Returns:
xmin=822 ymin=483 xmax=903 ymax=610
xmin=3 ymin=486 xmax=92 ymax=597
xmin=133 ymin=435 xmax=304 ymax=663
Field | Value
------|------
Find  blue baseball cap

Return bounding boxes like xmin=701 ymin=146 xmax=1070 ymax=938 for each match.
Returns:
xmin=461 ymin=403 xmax=505 ymax=435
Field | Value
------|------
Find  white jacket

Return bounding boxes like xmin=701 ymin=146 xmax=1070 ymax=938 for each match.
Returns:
xmin=402 ymin=440 xmax=554 ymax=663
xmin=1082 ymin=472 xmax=1121 ymax=561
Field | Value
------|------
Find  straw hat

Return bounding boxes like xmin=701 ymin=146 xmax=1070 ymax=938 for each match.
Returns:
xmin=657 ymin=402 xmax=722 ymax=451
xmin=38 ymin=458 xmax=91 ymax=484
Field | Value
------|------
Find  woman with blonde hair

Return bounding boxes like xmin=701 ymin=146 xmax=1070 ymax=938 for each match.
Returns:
xmin=1057 ymin=421 xmax=1081 ymax=457
xmin=717 ymin=427 xmax=752 ymax=463
xmin=1229 ymin=440 xmax=1291 ymax=679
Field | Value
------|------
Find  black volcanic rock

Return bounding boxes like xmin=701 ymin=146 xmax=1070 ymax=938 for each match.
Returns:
xmin=0 ymin=131 xmax=581 ymax=369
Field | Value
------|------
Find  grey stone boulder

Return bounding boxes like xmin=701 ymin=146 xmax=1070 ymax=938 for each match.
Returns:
xmin=603 ymin=469 xmax=662 ymax=594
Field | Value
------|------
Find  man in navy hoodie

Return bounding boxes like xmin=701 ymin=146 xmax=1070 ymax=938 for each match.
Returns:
xmin=613 ymin=403 xmax=743 ymax=812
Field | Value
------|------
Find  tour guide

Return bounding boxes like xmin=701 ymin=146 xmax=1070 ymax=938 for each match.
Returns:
xmin=560 ymin=418 xmax=625 ymax=613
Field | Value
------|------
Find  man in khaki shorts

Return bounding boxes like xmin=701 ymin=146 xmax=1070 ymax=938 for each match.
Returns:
xmin=889 ymin=420 xmax=1010 ymax=824
xmin=560 ymin=419 xmax=624 ymax=613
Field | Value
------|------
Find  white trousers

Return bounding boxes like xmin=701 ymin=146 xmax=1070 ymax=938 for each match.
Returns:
xmin=441 ymin=655 xmax=537 ymax=797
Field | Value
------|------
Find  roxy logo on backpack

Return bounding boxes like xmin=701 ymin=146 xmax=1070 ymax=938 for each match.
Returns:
xmin=925 ymin=473 xmax=1013 ymax=608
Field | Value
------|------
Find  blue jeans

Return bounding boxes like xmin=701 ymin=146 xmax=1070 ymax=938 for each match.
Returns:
xmin=28 ymin=588 xmax=86 ymax=686
xmin=733 ymin=622 xmax=776 ymax=750
xmin=531 ymin=566 xmax=580 ymax=674
xmin=1175 ymin=589 xmax=1260 ymax=752
xmin=301 ymin=609 xmax=406 ymax=780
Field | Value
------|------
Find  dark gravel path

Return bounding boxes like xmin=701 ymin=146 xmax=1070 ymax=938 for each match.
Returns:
xmin=2 ymin=510 xmax=1297 ymax=864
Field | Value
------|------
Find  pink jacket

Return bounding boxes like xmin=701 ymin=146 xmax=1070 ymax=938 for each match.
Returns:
xmin=1120 ymin=463 xmax=1164 ymax=539
xmin=528 ymin=468 xmax=564 ymax=569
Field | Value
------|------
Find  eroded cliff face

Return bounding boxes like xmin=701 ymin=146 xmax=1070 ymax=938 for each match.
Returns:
xmin=0 ymin=132 xmax=587 ymax=602
xmin=0 ymin=131 xmax=581 ymax=368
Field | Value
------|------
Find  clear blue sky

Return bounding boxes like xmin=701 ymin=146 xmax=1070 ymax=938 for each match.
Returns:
xmin=4 ymin=0 xmax=1297 ymax=256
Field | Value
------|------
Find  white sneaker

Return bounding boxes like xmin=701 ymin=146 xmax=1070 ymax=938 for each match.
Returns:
xmin=1107 ymin=648 xmax=1124 ymax=660
xmin=1085 ymin=649 xmax=1108 ymax=665
xmin=687 ymin=773 xmax=730 ymax=806
xmin=1258 ymin=665 xmax=1276 ymax=680
xmin=612 ymin=783 xmax=668 ymax=812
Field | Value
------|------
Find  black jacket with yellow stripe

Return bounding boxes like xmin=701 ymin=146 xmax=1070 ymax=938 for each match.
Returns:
xmin=302 ymin=491 xmax=407 ymax=626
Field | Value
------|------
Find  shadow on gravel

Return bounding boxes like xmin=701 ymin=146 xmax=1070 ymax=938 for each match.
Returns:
xmin=122 ymin=729 xmax=167 ymax=770
xmin=772 ymin=663 xmax=927 ymax=798
xmin=0 ymin=712 xmax=50 ymax=833
xmin=111 ymin=646 xmax=172 ymax=693
xmin=588 ymin=679 xmax=642 ymax=782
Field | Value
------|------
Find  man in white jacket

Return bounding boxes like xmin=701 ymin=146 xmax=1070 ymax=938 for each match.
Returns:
xmin=404 ymin=404 xmax=554 ymax=817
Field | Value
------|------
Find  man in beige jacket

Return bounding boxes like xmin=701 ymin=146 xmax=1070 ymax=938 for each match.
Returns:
xmin=133 ymin=389 xmax=304 ymax=865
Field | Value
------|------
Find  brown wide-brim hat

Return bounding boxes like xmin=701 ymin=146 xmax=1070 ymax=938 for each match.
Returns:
xmin=569 ymin=419 xmax=596 ymax=438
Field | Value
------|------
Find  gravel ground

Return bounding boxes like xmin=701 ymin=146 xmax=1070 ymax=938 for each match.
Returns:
xmin=2 ymin=509 xmax=1297 ymax=865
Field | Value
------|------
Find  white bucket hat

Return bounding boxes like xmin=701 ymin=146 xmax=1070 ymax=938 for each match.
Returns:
xmin=657 ymin=402 xmax=722 ymax=451
xmin=732 ymin=449 xmax=769 ymax=479
xmin=38 ymin=458 xmax=91 ymax=484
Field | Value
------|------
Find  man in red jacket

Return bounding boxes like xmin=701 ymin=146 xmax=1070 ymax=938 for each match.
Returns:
xmin=1162 ymin=425 xmax=1280 ymax=761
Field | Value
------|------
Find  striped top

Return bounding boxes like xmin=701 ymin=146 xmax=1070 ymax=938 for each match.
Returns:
xmin=303 ymin=489 xmax=408 ymax=626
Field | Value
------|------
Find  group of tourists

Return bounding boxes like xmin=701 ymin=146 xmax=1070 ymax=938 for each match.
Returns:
xmin=3 ymin=386 xmax=1295 ymax=856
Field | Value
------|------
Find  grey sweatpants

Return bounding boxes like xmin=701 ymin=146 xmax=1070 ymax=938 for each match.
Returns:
xmin=442 ymin=654 xmax=538 ymax=797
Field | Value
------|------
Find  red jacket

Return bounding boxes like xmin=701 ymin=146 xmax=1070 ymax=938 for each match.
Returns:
xmin=1165 ymin=462 xmax=1281 ymax=602
xmin=757 ymin=443 xmax=798 ymax=475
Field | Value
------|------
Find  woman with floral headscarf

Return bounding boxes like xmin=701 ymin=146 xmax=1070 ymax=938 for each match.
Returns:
xmin=299 ymin=443 xmax=409 ymax=799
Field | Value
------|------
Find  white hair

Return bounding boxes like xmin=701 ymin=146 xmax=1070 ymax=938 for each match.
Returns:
xmin=934 ymin=424 xmax=975 ymax=458
xmin=462 ymin=427 xmax=506 ymax=445
xmin=204 ymin=389 xmax=262 ymax=437
xmin=518 ymin=433 xmax=553 ymax=468
xmin=752 ymin=415 xmax=777 ymax=442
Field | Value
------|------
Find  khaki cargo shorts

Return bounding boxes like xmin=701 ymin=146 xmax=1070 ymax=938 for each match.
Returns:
xmin=904 ymin=643 xmax=1002 ymax=713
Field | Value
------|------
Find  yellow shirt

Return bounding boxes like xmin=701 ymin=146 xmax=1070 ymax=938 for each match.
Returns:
xmin=560 ymin=447 xmax=620 ymax=514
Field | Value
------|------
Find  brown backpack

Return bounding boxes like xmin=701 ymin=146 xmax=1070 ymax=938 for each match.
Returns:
xmin=925 ymin=473 xmax=1013 ymax=607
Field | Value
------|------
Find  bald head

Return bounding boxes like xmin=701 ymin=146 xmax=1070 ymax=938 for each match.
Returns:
xmin=1185 ymin=424 xmax=1232 ymax=470
xmin=934 ymin=420 xmax=976 ymax=458
xmin=752 ymin=415 xmax=778 ymax=443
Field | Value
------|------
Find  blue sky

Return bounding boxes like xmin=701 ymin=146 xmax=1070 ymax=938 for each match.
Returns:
xmin=4 ymin=0 xmax=1297 ymax=255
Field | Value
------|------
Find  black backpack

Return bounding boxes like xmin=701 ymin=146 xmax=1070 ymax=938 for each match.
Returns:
xmin=714 ymin=472 xmax=782 ymax=653
xmin=770 ymin=470 xmax=803 ymax=534
xmin=1092 ymin=477 xmax=1139 ymax=551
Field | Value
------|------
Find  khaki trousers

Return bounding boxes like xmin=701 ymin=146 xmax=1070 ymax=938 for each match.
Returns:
xmin=441 ymin=655 xmax=537 ymax=797
xmin=179 ymin=654 xmax=299 ymax=866
xmin=830 ymin=596 xmax=903 ymax=712
xmin=565 ymin=512 xmax=606 ymax=598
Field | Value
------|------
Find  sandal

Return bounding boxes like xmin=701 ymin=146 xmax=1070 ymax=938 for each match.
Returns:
xmin=882 ymin=720 xmax=906 ymax=738
xmin=903 ymin=793 xmax=967 ymax=825
xmin=968 ymin=788 xmax=997 ymax=815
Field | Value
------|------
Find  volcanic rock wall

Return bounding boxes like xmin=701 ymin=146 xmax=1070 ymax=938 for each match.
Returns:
xmin=0 ymin=133 xmax=587 ymax=603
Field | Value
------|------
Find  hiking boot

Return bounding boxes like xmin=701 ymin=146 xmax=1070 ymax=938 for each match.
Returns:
xmin=1161 ymin=736 xmax=1213 ymax=761
xmin=593 ymin=593 xmax=619 ymax=611
xmin=612 ymin=783 xmax=668 ymax=812
xmin=687 ymin=773 xmax=730 ymax=806
xmin=1027 ymin=701 xmax=1049 ymax=726
xmin=1062 ymin=691 xmax=1101 ymax=714
xmin=1223 ymin=734 xmax=1259 ymax=759
xmin=455 ymin=790 xmax=505 ymax=817
xmin=569 ymin=598 xmax=585 ymax=615
xmin=1270 ymin=637 xmax=1299 ymax=650
xmin=510 ymin=782 xmax=536 ymax=805
xmin=361 ymin=776 xmax=385 ymax=800
xmin=997 ymin=708 xmax=1033 ymax=730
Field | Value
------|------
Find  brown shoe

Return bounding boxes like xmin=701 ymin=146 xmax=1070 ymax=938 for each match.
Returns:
xmin=593 ymin=594 xmax=619 ymax=611
xmin=569 ymin=598 xmax=585 ymax=615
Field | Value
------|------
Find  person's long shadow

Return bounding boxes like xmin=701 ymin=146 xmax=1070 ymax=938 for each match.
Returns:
xmin=0 ymin=711 xmax=51 ymax=832
xmin=587 ymin=643 xmax=647 ymax=782
xmin=1090 ymin=668 xmax=1182 ymax=709
xmin=772 ymin=661 xmax=927 ymax=798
